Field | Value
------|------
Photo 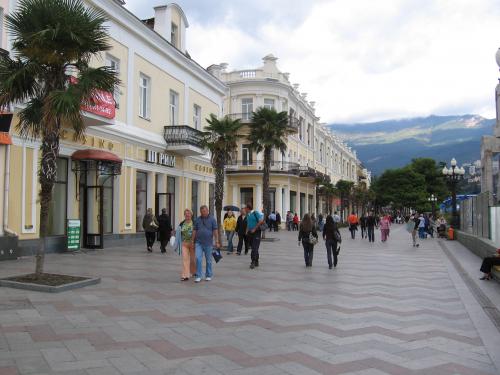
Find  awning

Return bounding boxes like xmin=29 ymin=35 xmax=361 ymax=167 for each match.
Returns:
xmin=71 ymin=149 xmax=122 ymax=164
xmin=0 ymin=132 xmax=12 ymax=145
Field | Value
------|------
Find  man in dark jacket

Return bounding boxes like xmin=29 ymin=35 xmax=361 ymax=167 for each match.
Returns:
xmin=235 ymin=207 xmax=249 ymax=255
xmin=366 ymin=212 xmax=377 ymax=243
xmin=157 ymin=208 xmax=172 ymax=253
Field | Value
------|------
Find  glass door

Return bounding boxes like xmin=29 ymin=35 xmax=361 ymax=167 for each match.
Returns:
xmin=155 ymin=193 xmax=173 ymax=221
xmin=83 ymin=186 xmax=103 ymax=249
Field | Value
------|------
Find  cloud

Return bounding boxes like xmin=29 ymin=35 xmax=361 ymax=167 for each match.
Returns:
xmin=125 ymin=0 xmax=500 ymax=123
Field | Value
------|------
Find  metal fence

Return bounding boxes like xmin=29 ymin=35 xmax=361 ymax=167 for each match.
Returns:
xmin=460 ymin=191 xmax=493 ymax=239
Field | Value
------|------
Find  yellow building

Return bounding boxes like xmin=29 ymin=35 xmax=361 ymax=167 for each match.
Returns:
xmin=2 ymin=2 xmax=227 ymax=254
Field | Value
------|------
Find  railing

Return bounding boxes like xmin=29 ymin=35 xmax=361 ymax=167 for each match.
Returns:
xmin=163 ymin=125 xmax=204 ymax=147
xmin=226 ymin=160 xmax=301 ymax=175
xmin=226 ymin=113 xmax=299 ymax=132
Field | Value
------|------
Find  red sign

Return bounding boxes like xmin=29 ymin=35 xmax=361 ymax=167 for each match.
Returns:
xmin=69 ymin=76 xmax=115 ymax=119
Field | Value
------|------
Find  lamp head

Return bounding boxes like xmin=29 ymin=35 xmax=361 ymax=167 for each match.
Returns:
xmin=442 ymin=167 xmax=449 ymax=175
xmin=450 ymin=158 xmax=457 ymax=167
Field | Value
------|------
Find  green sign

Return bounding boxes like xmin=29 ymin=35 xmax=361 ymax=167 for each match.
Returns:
xmin=67 ymin=219 xmax=81 ymax=251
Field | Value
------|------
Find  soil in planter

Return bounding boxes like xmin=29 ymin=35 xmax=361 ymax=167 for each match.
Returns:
xmin=3 ymin=273 xmax=88 ymax=286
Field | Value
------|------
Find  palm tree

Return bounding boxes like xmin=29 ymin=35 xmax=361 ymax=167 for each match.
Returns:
xmin=200 ymin=114 xmax=243 ymax=238
xmin=248 ymin=107 xmax=295 ymax=217
xmin=0 ymin=0 xmax=119 ymax=275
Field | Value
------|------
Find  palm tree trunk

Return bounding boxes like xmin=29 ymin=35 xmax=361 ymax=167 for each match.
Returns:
xmin=36 ymin=129 xmax=59 ymax=275
xmin=213 ymin=155 xmax=225 ymax=243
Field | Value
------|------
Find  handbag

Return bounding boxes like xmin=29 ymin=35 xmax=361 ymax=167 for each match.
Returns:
xmin=253 ymin=212 xmax=268 ymax=231
xmin=169 ymin=236 xmax=176 ymax=247
xmin=334 ymin=231 xmax=342 ymax=243
xmin=212 ymin=248 xmax=223 ymax=263
xmin=308 ymin=232 xmax=318 ymax=245
xmin=336 ymin=245 xmax=340 ymax=256
xmin=150 ymin=220 xmax=158 ymax=229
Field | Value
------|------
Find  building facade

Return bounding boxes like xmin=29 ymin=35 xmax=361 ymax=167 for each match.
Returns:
xmin=210 ymin=55 xmax=365 ymax=219
xmin=3 ymin=1 xmax=226 ymax=254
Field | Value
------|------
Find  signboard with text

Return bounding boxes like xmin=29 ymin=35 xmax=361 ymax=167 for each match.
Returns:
xmin=69 ymin=76 xmax=115 ymax=119
xmin=146 ymin=150 xmax=176 ymax=168
xmin=67 ymin=219 xmax=81 ymax=251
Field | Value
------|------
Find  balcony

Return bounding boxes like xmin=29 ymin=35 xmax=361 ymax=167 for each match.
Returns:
xmin=226 ymin=160 xmax=301 ymax=175
xmin=227 ymin=113 xmax=299 ymax=133
xmin=163 ymin=125 xmax=205 ymax=156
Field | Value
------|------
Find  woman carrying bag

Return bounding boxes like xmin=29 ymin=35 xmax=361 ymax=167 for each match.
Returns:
xmin=172 ymin=209 xmax=197 ymax=281
xmin=142 ymin=208 xmax=159 ymax=252
xmin=298 ymin=214 xmax=318 ymax=267
xmin=323 ymin=215 xmax=341 ymax=269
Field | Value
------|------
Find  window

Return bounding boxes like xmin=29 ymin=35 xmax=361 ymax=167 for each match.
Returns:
xmin=242 ymin=98 xmax=253 ymax=120
xmin=307 ymin=124 xmax=312 ymax=146
xmin=171 ymin=23 xmax=178 ymax=48
xmin=136 ymin=171 xmax=148 ymax=232
xmin=242 ymin=144 xmax=253 ymax=165
xmin=191 ymin=180 xmax=199 ymax=215
xmin=48 ymin=158 xmax=68 ymax=236
xmin=139 ymin=74 xmax=150 ymax=119
xmin=193 ymin=104 xmax=201 ymax=130
xmin=106 ymin=54 xmax=120 ymax=108
xmin=169 ymin=90 xmax=179 ymax=125
xmin=263 ymin=98 xmax=275 ymax=110
xmin=240 ymin=188 xmax=253 ymax=207
xmin=299 ymin=117 xmax=304 ymax=141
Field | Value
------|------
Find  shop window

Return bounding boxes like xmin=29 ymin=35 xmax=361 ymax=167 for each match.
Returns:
xmin=191 ymin=180 xmax=199 ymax=216
xmin=300 ymin=193 xmax=306 ymax=217
xmin=136 ymin=171 xmax=148 ymax=232
xmin=290 ymin=191 xmax=297 ymax=213
xmin=98 ymin=169 xmax=114 ymax=234
xmin=48 ymin=158 xmax=68 ymax=236
xmin=240 ymin=187 xmax=253 ymax=207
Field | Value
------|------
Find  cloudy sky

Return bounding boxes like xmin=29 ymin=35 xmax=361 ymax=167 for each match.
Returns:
xmin=125 ymin=0 xmax=500 ymax=123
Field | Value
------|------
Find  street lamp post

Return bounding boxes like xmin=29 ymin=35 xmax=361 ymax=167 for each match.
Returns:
xmin=427 ymin=194 xmax=437 ymax=217
xmin=442 ymin=158 xmax=465 ymax=229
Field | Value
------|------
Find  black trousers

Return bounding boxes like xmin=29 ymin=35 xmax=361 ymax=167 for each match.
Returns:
xmin=367 ymin=226 xmax=375 ymax=242
xmin=236 ymin=233 xmax=249 ymax=254
xmin=349 ymin=226 xmax=356 ymax=239
xmin=145 ymin=232 xmax=156 ymax=249
xmin=480 ymin=257 xmax=500 ymax=274
xmin=302 ymin=241 xmax=314 ymax=266
xmin=248 ymin=231 xmax=261 ymax=262
xmin=325 ymin=239 xmax=338 ymax=267
xmin=361 ymin=226 xmax=366 ymax=238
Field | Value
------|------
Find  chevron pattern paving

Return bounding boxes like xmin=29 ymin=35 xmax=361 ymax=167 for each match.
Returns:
xmin=0 ymin=225 xmax=498 ymax=374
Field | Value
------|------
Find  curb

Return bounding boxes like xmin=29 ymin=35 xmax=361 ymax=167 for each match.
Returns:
xmin=0 ymin=277 xmax=101 ymax=293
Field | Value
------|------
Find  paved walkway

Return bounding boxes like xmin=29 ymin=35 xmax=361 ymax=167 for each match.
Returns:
xmin=1 ymin=225 xmax=500 ymax=375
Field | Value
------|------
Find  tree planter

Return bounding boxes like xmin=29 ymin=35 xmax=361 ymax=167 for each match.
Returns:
xmin=0 ymin=273 xmax=100 ymax=293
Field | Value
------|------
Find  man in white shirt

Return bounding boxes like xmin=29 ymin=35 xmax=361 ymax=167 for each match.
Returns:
xmin=333 ymin=211 xmax=341 ymax=223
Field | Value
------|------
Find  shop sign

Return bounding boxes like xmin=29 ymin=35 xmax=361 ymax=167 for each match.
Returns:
xmin=67 ymin=219 xmax=81 ymax=251
xmin=69 ymin=76 xmax=115 ymax=119
xmin=146 ymin=150 xmax=176 ymax=168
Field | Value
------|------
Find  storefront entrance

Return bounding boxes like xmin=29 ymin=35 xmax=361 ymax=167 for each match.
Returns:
xmin=155 ymin=193 xmax=174 ymax=219
xmin=72 ymin=149 xmax=122 ymax=249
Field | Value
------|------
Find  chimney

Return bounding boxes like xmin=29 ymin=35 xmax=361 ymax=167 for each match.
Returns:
xmin=153 ymin=5 xmax=170 ymax=41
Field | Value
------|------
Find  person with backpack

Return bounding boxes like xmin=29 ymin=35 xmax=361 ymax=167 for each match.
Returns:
xmin=235 ymin=207 xmax=249 ymax=255
xmin=142 ymin=208 xmax=159 ymax=252
xmin=298 ymin=214 xmax=318 ymax=267
xmin=347 ymin=212 xmax=358 ymax=239
xmin=246 ymin=203 xmax=265 ymax=269
xmin=323 ymin=215 xmax=341 ymax=269
xmin=157 ymin=208 xmax=172 ymax=253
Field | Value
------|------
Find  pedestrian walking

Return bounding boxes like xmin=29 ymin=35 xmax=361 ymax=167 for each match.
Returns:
xmin=318 ymin=214 xmax=325 ymax=232
xmin=286 ymin=211 xmax=293 ymax=231
xmin=142 ymin=208 xmax=158 ymax=252
xmin=223 ymin=211 xmax=237 ymax=254
xmin=192 ymin=205 xmax=220 ymax=283
xmin=479 ymin=248 xmax=500 ymax=280
xmin=172 ymin=209 xmax=196 ymax=281
xmin=360 ymin=213 xmax=367 ymax=239
xmin=323 ymin=215 xmax=341 ymax=269
xmin=246 ymin=202 xmax=265 ymax=269
xmin=298 ymin=214 xmax=318 ymax=267
xmin=269 ymin=211 xmax=277 ymax=232
xmin=418 ymin=214 xmax=426 ymax=239
xmin=406 ymin=213 xmax=419 ymax=247
xmin=292 ymin=213 xmax=299 ymax=231
xmin=347 ymin=212 xmax=358 ymax=239
xmin=366 ymin=211 xmax=376 ymax=243
xmin=236 ymin=207 xmax=249 ymax=255
xmin=333 ymin=211 xmax=341 ymax=223
xmin=380 ymin=214 xmax=391 ymax=242
xmin=275 ymin=212 xmax=281 ymax=231
xmin=157 ymin=208 xmax=172 ymax=253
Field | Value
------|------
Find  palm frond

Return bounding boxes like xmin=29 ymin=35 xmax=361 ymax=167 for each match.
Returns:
xmin=0 ymin=57 xmax=42 ymax=107
xmin=16 ymin=98 xmax=44 ymax=139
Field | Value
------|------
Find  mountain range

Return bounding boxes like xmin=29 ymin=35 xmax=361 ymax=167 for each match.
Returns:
xmin=328 ymin=115 xmax=495 ymax=176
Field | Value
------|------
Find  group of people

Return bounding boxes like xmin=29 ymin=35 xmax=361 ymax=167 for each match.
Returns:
xmin=405 ymin=212 xmax=447 ymax=247
xmin=342 ymin=211 xmax=390 ymax=243
xmin=286 ymin=211 xmax=300 ymax=231
xmin=142 ymin=203 xmax=266 ymax=283
xmin=297 ymin=213 xmax=342 ymax=269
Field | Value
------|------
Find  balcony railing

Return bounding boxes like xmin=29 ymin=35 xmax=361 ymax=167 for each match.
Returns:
xmin=226 ymin=160 xmax=301 ymax=175
xmin=163 ymin=125 xmax=205 ymax=156
xmin=226 ymin=113 xmax=299 ymax=132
